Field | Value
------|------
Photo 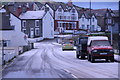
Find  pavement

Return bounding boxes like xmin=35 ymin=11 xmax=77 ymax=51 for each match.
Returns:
xmin=114 ymin=54 xmax=120 ymax=62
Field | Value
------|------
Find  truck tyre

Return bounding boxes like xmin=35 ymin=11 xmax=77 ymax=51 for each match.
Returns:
xmin=81 ymin=55 xmax=85 ymax=59
xmin=88 ymin=54 xmax=91 ymax=61
xmin=91 ymin=55 xmax=95 ymax=63
xmin=110 ymin=56 xmax=114 ymax=62
xmin=80 ymin=53 xmax=85 ymax=59
xmin=77 ymin=54 xmax=79 ymax=59
xmin=106 ymin=58 xmax=109 ymax=62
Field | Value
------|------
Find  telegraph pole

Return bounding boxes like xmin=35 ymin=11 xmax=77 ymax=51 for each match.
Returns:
xmin=89 ymin=0 xmax=92 ymax=33
xmin=118 ymin=0 xmax=120 ymax=55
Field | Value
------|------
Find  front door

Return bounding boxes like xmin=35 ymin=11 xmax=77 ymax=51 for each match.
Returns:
xmin=30 ymin=28 xmax=34 ymax=38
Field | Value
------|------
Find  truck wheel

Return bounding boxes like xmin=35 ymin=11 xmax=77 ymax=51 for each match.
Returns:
xmin=110 ymin=56 xmax=114 ymax=62
xmin=81 ymin=55 xmax=85 ymax=59
xmin=76 ymin=54 xmax=79 ymax=59
xmin=91 ymin=56 xmax=95 ymax=63
xmin=88 ymin=54 xmax=91 ymax=61
xmin=106 ymin=58 xmax=109 ymax=62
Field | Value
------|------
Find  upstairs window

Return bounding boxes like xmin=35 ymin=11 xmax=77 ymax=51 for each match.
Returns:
xmin=87 ymin=19 xmax=89 ymax=22
xmin=58 ymin=8 xmax=62 ymax=12
xmin=108 ymin=19 xmax=112 ymax=24
xmin=22 ymin=20 xmax=26 ymax=28
xmin=72 ymin=9 xmax=75 ymax=13
xmin=92 ymin=18 xmax=94 ymax=22
xmin=82 ymin=17 xmax=84 ymax=21
xmin=87 ymin=25 xmax=89 ymax=29
xmin=35 ymin=20 xmax=39 ymax=27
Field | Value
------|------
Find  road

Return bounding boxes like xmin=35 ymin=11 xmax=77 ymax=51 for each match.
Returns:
xmin=2 ymin=40 xmax=118 ymax=79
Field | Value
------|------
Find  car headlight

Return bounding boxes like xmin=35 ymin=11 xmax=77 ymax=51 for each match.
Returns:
xmin=92 ymin=50 xmax=97 ymax=53
xmin=110 ymin=50 xmax=113 ymax=52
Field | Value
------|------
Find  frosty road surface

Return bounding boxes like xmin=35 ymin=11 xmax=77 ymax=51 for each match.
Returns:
xmin=3 ymin=40 xmax=118 ymax=78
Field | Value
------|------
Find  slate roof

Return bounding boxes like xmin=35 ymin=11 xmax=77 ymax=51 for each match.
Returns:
xmin=7 ymin=2 xmax=34 ymax=17
xmin=112 ymin=10 xmax=119 ymax=17
xmin=34 ymin=2 xmax=44 ymax=9
xmin=19 ymin=11 xmax=45 ymax=19
xmin=0 ymin=8 xmax=14 ymax=30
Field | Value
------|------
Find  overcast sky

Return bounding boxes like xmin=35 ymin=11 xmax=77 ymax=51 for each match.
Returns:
xmin=50 ymin=0 xmax=119 ymax=10
xmin=73 ymin=2 xmax=119 ymax=10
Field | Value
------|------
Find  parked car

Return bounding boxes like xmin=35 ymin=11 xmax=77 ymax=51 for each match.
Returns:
xmin=87 ymin=36 xmax=114 ymax=62
xmin=76 ymin=37 xmax=88 ymax=59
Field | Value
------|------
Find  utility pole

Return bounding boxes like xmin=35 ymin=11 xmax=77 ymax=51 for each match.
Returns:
xmin=2 ymin=40 xmax=4 ymax=66
xmin=110 ymin=25 xmax=113 ymax=45
xmin=89 ymin=0 xmax=92 ymax=33
xmin=118 ymin=0 xmax=120 ymax=55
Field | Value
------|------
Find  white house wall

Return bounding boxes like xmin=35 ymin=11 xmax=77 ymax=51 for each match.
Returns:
xmin=55 ymin=5 xmax=64 ymax=20
xmin=79 ymin=15 xmax=89 ymax=29
xmin=79 ymin=14 xmax=101 ymax=31
xmin=3 ymin=13 xmax=28 ymax=47
xmin=42 ymin=12 xmax=54 ymax=39
xmin=55 ymin=6 xmax=78 ymax=21
xmin=69 ymin=7 xmax=78 ymax=21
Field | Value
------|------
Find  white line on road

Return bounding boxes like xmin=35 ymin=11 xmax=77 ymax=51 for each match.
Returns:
xmin=63 ymin=69 xmax=78 ymax=79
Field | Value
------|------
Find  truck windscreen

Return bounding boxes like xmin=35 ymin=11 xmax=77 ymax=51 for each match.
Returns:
xmin=91 ymin=40 xmax=111 ymax=46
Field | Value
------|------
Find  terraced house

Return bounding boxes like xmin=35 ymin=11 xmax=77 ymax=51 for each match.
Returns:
xmin=34 ymin=1 xmax=85 ymax=33
xmin=34 ymin=1 xmax=103 ymax=33
xmin=6 ymin=2 xmax=54 ymax=40
xmin=3 ymin=2 xmax=118 ymax=35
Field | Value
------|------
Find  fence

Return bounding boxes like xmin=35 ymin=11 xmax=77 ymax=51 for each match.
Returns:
xmin=2 ymin=48 xmax=17 ymax=63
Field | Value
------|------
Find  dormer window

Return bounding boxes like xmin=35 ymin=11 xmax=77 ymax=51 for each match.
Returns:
xmin=72 ymin=9 xmax=75 ymax=13
xmin=82 ymin=17 xmax=84 ymax=21
xmin=92 ymin=18 xmax=94 ymax=22
xmin=106 ymin=13 xmax=109 ymax=17
xmin=58 ymin=8 xmax=62 ymax=12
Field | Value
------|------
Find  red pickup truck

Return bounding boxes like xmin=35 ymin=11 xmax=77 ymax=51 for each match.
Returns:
xmin=87 ymin=36 xmax=114 ymax=62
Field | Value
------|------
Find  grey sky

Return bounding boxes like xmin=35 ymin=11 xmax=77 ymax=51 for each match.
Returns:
xmin=73 ymin=2 xmax=119 ymax=10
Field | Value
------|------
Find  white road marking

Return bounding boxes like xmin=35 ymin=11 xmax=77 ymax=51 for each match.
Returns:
xmin=63 ymin=69 xmax=78 ymax=78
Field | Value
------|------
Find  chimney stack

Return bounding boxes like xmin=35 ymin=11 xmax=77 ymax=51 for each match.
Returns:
xmin=68 ymin=0 xmax=72 ymax=6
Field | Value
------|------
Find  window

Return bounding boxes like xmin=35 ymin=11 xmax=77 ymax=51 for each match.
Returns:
xmin=60 ymin=16 xmax=62 ymax=20
xmin=64 ymin=16 xmax=66 ymax=19
xmin=82 ymin=17 xmax=84 ymax=21
xmin=23 ymin=29 xmax=26 ymax=33
xmin=35 ymin=20 xmax=39 ymax=27
xmin=68 ymin=16 xmax=70 ymax=20
xmin=35 ymin=28 xmax=39 ymax=36
xmin=0 ymin=40 xmax=9 ymax=47
xmin=58 ymin=8 xmax=62 ymax=12
xmin=63 ymin=23 xmax=66 ymax=30
xmin=87 ymin=25 xmax=89 ymax=29
xmin=92 ymin=18 xmax=94 ymax=22
xmin=91 ymin=25 xmax=94 ymax=31
xmin=72 ymin=23 xmax=76 ymax=29
xmin=72 ymin=9 xmax=75 ymax=13
xmin=106 ymin=13 xmax=109 ymax=17
xmin=108 ymin=19 xmax=112 ymax=24
xmin=58 ymin=23 xmax=60 ymax=27
xmin=82 ymin=25 xmax=85 ymax=29
xmin=60 ymin=23 xmax=62 ymax=27
xmin=22 ymin=20 xmax=26 ymax=28
xmin=87 ymin=19 xmax=89 ymax=22
xmin=71 ymin=14 xmax=76 ymax=20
